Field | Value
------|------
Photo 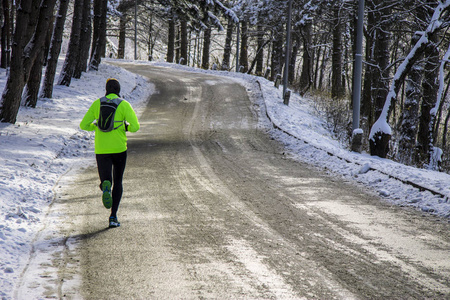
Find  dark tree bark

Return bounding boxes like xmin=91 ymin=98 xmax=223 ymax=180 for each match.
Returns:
xmin=0 ymin=0 xmax=57 ymax=123
xmin=288 ymin=30 xmax=299 ymax=85
xmin=40 ymin=0 xmax=70 ymax=99
xmin=271 ymin=22 xmax=284 ymax=81
xmin=372 ymin=1 xmax=391 ymax=121
xmin=248 ymin=38 xmax=270 ymax=75
xmin=74 ymin=0 xmax=92 ymax=78
xmin=362 ymin=0 xmax=376 ymax=127
xmin=58 ymin=0 xmax=84 ymax=86
xmin=331 ymin=3 xmax=345 ymax=99
xmin=118 ymin=14 xmax=127 ymax=59
xmin=255 ymin=24 xmax=264 ymax=76
xmin=89 ymin=0 xmax=107 ymax=70
xmin=167 ymin=16 xmax=175 ymax=63
xmin=24 ymin=50 xmax=46 ymax=107
xmin=416 ymin=37 xmax=439 ymax=165
xmin=146 ymin=15 xmax=156 ymax=61
xmin=239 ymin=21 xmax=248 ymax=73
xmin=221 ymin=16 xmax=234 ymax=70
xmin=201 ymin=26 xmax=211 ymax=69
xmin=1 ymin=0 xmax=12 ymax=69
xmin=24 ymin=16 xmax=54 ymax=107
xmin=398 ymin=20 xmax=424 ymax=165
xmin=298 ymin=21 xmax=313 ymax=95
xmin=180 ymin=18 xmax=188 ymax=65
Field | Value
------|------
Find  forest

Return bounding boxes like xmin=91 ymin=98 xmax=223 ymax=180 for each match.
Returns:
xmin=1 ymin=0 xmax=450 ymax=172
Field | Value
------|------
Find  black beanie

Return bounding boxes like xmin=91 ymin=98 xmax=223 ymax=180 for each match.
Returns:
xmin=105 ymin=78 xmax=120 ymax=96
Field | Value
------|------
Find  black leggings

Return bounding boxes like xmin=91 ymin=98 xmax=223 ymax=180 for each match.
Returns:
xmin=96 ymin=151 xmax=127 ymax=218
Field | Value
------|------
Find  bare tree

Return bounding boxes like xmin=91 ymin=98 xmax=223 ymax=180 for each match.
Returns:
xmin=331 ymin=1 xmax=345 ymax=99
xmin=0 ymin=0 xmax=57 ymax=123
xmin=1 ymin=0 xmax=12 ymax=69
xmin=90 ymin=0 xmax=107 ymax=70
xmin=58 ymin=0 xmax=84 ymax=86
xmin=74 ymin=0 xmax=92 ymax=78
xmin=221 ymin=16 xmax=234 ymax=70
xmin=23 ymin=17 xmax=54 ymax=107
xmin=369 ymin=1 xmax=450 ymax=158
xmin=40 ymin=0 xmax=70 ymax=99
xmin=201 ymin=26 xmax=211 ymax=69
xmin=167 ymin=14 xmax=175 ymax=62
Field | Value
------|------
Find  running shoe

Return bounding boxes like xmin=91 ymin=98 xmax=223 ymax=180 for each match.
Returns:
xmin=109 ymin=216 xmax=120 ymax=228
xmin=101 ymin=180 xmax=112 ymax=209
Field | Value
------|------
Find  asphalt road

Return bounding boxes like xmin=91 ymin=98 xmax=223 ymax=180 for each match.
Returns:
xmin=58 ymin=63 xmax=449 ymax=299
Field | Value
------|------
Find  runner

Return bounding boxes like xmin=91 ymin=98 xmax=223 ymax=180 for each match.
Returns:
xmin=79 ymin=78 xmax=140 ymax=228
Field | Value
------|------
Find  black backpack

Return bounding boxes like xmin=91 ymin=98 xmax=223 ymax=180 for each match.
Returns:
xmin=98 ymin=96 xmax=124 ymax=132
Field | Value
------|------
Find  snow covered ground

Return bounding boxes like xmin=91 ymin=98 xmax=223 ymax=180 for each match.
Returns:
xmin=0 ymin=59 xmax=449 ymax=299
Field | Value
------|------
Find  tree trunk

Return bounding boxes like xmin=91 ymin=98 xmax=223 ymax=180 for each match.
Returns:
xmin=239 ymin=21 xmax=248 ymax=73
xmin=288 ymin=29 xmax=299 ymax=85
xmin=0 ymin=0 xmax=57 ymax=123
xmin=74 ymin=0 xmax=91 ymax=78
xmin=58 ymin=0 xmax=84 ymax=86
xmin=398 ymin=32 xmax=423 ymax=165
xmin=372 ymin=1 xmax=391 ymax=121
xmin=99 ymin=0 xmax=107 ymax=58
xmin=40 ymin=0 xmax=69 ymax=99
xmin=1 ymin=0 xmax=12 ymax=69
xmin=118 ymin=14 xmax=127 ymax=59
xmin=180 ymin=19 xmax=188 ymax=65
xmin=201 ymin=26 xmax=211 ymax=69
xmin=24 ymin=16 xmax=54 ymax=107
xmin=248 ymin=39 xmax=270 ymax=75
xmin=318 ymin=45 xmax=328 ymax=90
xmin=331 ymin=3 xmax=344 ymax=99
xmin=361 ymin=0 xmax=378 ymax=128
xmin=91 ymin=0 xmax=100 ymax=61
xmin=298 ymin=21 xmax=312 ymax=95
xmin=271 ymin=22 xmax=284 ymax=81
xmin=167 ymin=16 xmax=175 ymax=63
xmin=255 ymin=24 xmax=264 ymax=76
xmin=416 ymin=37 xmax=439 ymax=165
xmin=221 ymin=17 xmax=233 ymax=71
xmin=147 ymin=15 xmax=155 ymax=61
xmin=366 ymin=0 xmax=393 ymax=158
xmin=89 ymin=0 xmax=107 ymax=71
xmin=442 ymin=109 xmax=450 ymax=154
xmin=24 ymin=50 xmax=45 ymax=107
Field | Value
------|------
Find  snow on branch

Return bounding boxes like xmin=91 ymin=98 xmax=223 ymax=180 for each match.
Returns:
xmin=208 ymin=11 xmax=224 ymax=31
xmin=213 ymin=0 xmax=239 ymax=23
xmin=431 ymin=42 xmax=450 ymax=116
xmin=369 ymin=0 xmax=450 ymax=141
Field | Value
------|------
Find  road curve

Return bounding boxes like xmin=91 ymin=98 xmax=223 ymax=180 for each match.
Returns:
xmin=60 ymin=63 xmax=449 ymax=299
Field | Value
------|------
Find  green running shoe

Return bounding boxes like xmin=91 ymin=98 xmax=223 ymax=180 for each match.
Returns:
xmin=109 ymin=216 xmax=120 ymax=228
xmin=101 ymin=180 xmax=112 ymax=209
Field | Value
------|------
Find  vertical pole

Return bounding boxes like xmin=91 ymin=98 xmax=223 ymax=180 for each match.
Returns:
xmin=134 ymin=0 xmax=137 ymax=60
xmin=236 ymin=22 xmax=240 ymax=72
xmin=283 ymin=0 xmax=293 ymax=105
xmin=352 ymin=0 xmax=364 ymax=130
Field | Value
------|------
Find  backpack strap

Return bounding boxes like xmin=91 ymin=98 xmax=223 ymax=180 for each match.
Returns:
xmin=100 ymin=96 xmax=123 ymax=106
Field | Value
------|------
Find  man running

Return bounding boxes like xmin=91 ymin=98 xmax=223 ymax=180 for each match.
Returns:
xmin=80 ymin=78 xmax=140 ymax=228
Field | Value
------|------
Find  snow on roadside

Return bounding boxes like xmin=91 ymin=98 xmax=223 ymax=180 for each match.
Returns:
xmin=0 ymin=61 xmax=153 ymax=299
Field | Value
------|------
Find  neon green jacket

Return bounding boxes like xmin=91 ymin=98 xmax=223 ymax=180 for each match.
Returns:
xmin=80 ymin=93 xmax=140 ymax=154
